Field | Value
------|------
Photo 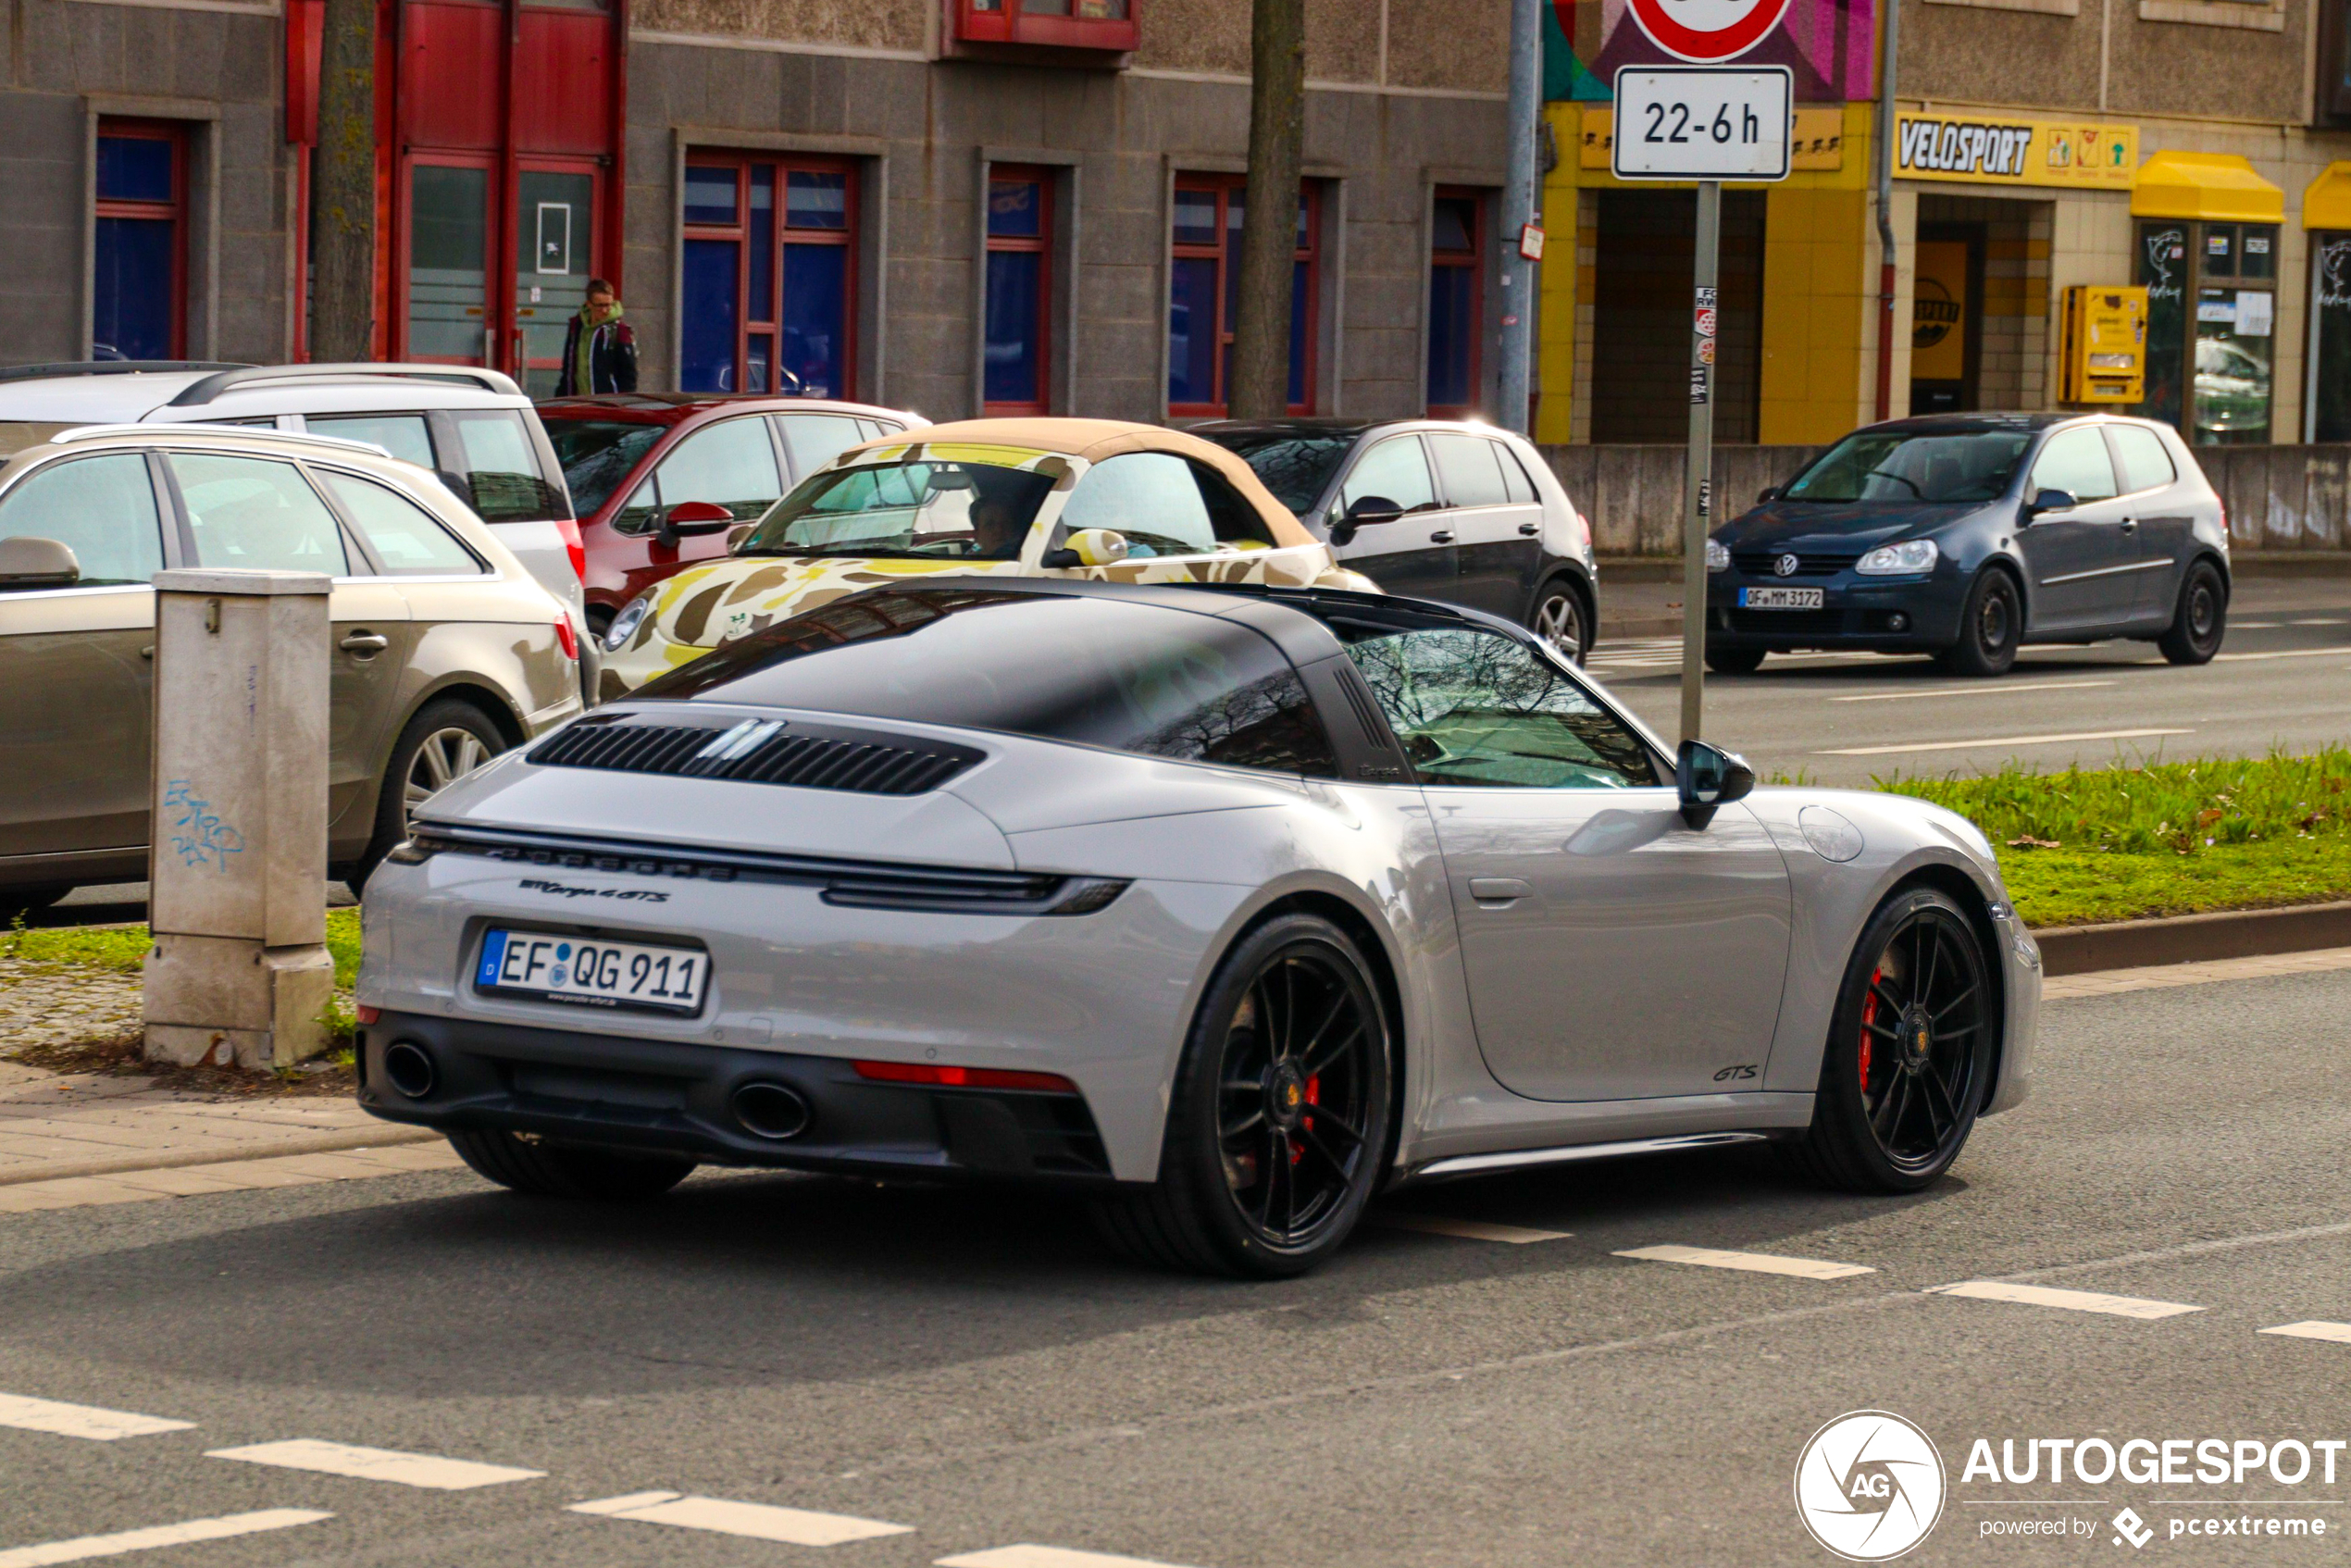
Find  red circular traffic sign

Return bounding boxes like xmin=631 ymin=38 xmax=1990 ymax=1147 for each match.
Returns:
xmin=1623 ymin=0 xmax=1792 ymax=61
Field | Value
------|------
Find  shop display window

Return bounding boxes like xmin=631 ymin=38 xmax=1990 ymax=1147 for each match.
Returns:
xmin=2134 ymin=218 xmax=2274 ymax=445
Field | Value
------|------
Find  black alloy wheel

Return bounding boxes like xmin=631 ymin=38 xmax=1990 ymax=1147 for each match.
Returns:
xmin=2157 ymin=560 xmax=2227 ymax=666
xmin=1705 ymin=643 xmax=1768 ymax=675
xmin=1936 ymin=568 xmax=2021 ymax=678
xmin=1529 ymin=580 xmax=1590 ymax=665
xmin=1092 ymin=913 xmax=1393 ymax=1277
xmin=446 ymin=1128 xmax=697 ymax=1200
xmin=1789 ymin=886 xmax=1995 ymax=1193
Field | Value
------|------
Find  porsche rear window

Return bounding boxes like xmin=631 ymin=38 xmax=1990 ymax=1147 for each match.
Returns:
xmin=639 ymin=589 xmax=1338 ymax=778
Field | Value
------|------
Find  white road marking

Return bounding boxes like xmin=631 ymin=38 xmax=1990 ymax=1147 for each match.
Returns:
xmin=2290 ymin=617 xmax=2347 ymax=626
xmin=1614 ymin=1244 xmax=1874 ymax=1279
xmin=937 ymin=1548 xmax=1205 ymax=1568
xmin=1816 ymin=727 xmax=2192 ymax=756
xmin=1923 ymin=1281 xmax=2202 ymax=1319
xmin=568 ymin=1491 xmax=910 ymax=1546
xmin=1826 ymin=679 xmax=2115 ymax=703
xmin=2213 ymin=645 xmax=2351 ymax=662
xmin=0 ymin=1510 xmax=331 ymax=1568
xmin=206 ymin=1438 xmax=543 ymax=1489
xmin=2258 ymin=1321 xmax=2351 ymax=1345
xmin=0 ymin=1394 xmax=193 ymax=1441
xmin=1377 ymin=1214 xmax=1572 ymax=1244
xmin=2231 ymin=620 xmax=2281 ymax=628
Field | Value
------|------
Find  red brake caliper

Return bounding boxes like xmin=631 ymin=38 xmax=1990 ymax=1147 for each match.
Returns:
xmin=1294 ymin=1076 xmax=1321 ymax=1165
xmin=1859 ymin=968 xmax=1880 ymax=1090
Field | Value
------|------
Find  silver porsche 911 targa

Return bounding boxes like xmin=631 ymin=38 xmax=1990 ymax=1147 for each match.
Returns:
xmin=355 ymin=578 xmax=2040 ymax=1276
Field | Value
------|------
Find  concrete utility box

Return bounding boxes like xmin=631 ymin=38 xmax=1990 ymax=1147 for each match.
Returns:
xmin=143 ymin=569 xmax=336 ymax=1070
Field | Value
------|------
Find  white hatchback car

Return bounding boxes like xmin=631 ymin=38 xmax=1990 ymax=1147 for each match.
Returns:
xmin=0 ymin=361 xmax=597 ymax=700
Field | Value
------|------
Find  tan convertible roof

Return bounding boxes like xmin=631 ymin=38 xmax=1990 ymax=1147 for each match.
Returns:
xmin=848 ymin=417 xmax=1314 ymax=549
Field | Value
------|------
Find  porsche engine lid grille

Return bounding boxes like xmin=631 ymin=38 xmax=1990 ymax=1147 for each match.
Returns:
xmin=529 ymin=715 xmax=980 ymax=797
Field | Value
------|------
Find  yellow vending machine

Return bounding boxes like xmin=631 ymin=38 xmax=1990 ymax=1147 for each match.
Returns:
xmin=2059 ymin=285 xmax=2148 ymax=404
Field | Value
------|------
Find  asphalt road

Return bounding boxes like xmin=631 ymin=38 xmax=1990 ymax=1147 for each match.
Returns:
xmin=1594 ymin=574 xmax=2351 ymax=787
xmin=4 ymin=964 xmax=2350 ymax=1566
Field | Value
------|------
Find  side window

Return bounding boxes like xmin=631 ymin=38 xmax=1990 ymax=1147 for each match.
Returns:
xmin=321 ymin=471 xmax=482 ymax=575
xmin=305 ymin=414 xmax=437 ymax=471
xmin=614 ymin=477 xmax=660 ymax=536
xmin=1104 ymin=621 xmax=1337 ymax=777
xmin=1494 ymin=441 xmax=1539 ymax=504
xmin=1339 ymin=436 xmax=1437 ymax=516
xmin=171 ymin=454 xmax=349 ymax=575
xmin=447 ymin=411 xmax=564 ymax=522
xmin=2031 ymin=428 xmax=2120 ymax=504
xmin=1055 ymin=452 xmax=1215 ymax=556
xmin=1427 ymin=432 xmax=1510 ymax=509
xmin=776 ymin=414 xmax=866 ymax=479
xmin=1337 ymin=624 xmax=1659 ymax=789
xmin=2107 ymin=425 xmax=2178 ymax=495
xmin=1190 ymin=460 xmax=1275 ymax=547
xmin=657 ymin=418 xmax=784 ymax=519
xmin=0 ymin=454 xmax=164 ymax=589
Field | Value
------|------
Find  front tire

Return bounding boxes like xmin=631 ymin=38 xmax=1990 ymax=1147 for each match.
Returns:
xmin=1705 ymin=644 xmax=1767 ymax=675
xmin=1091 ymin=913 xmax=1393 ymax=1277
xmin=351 ymin=700 xmax=508 ymax=891
xmin=1788 ymin=887 xmax=1995 ymax=1194
xmin=1934 ymin=568 xmax=2021 ymax=677
xmin=2157 ymin=559 xmax=2227 ymax=665
xmin=447 ymin=1129 xmax=696 ymax=1200
xmin=1528 ymin=579 xmax=1592 ymax=665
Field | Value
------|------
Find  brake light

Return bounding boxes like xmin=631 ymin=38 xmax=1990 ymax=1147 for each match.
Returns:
xmin=853 ymin=1060 xmax=1079 ymax=1094
xmin=554 ymin=616 xmax=579 ymax=661
xmin=355 ymin=1005 xmax=380 ymax=1025
xmin=554 ymin=516 xmax=587 ymax=584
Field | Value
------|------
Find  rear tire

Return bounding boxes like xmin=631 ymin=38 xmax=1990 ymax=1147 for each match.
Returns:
xmin=1786 ymin=887 xmax=1994 ymax=1195
xmin=1704 ymin=644 xmax=1767 ymax=675
xmin=446 ymin=1129 xmax=696 ymax=1201
xmin=1090 ymin=913 xmax=1393 ymax=1278
xmin=351 ymin=699 xmax=508 ymax=892
xmin=1528 ymin=579 xmax=1592 ymax=665
xmin=2157 ymin=559 xmax=2227 ymax=666
xmin=1934 ymin=568 xmax=2021 ymax=677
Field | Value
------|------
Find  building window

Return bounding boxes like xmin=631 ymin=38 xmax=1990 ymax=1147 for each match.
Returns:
xmin=1427 ymin=190 xmax=1483 ymax=415
xmin=93 ymin=121 xmax=187 ymax=361
xmin=1167 ymin=174 xmax=1318 ymax=417
xmin=681 ymin=156 xmax=856 ymax=398
xmin=952 ymin=0 xmax=1138 ymax=52
xmin=985 ymin=168 xmax=1051 ymax=412
xmin=2134 ymin=218 xmax=2275 ymax=444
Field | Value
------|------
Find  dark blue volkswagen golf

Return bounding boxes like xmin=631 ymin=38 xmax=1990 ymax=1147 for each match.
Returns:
xmin=1705 ymin=413 xmax=2230 ymax=677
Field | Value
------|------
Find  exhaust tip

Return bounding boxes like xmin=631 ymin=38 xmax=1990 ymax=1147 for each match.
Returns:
xmin=382 ymin=1040 xmax=437 ymax=1100
xmin=731 ymin=1081 xmax=812 ymax=1141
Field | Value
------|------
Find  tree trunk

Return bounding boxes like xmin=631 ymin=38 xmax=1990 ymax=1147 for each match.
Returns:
xmin=310 ymin=0 xmax=379 ymax=362
xmin=1229 ymin=0 xmax=1305 ymax=419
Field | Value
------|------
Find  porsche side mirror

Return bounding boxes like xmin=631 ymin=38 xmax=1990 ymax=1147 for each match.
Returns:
xmin=1676 ymin=739 xmax=1756 ymax=829
xmin=0 ymin=535 xmax=80 ymax=590
xmin=2023 ymin=488 xmax=2077 ymax=520
xmin=658 ymin=499 xmax=736 ymax=546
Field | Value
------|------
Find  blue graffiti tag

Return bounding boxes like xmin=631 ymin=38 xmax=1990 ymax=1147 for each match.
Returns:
xmin=162 ymin=779 xmax=245 ymax=870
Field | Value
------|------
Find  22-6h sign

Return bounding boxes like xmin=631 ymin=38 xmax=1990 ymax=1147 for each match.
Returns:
xmin=1624 ymin=0 xmax=1794 ymax=62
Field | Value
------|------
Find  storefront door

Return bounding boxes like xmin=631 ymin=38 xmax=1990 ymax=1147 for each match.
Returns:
xmin=513 ymin=165 xmax=600 ymax=395
xmin=1909 ymin=230 xmax=1980 ymax=414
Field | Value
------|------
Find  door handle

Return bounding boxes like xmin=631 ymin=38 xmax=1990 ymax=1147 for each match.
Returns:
xmin=1430 ymin=529 xmax=1456 ymax=544
xmin=340 ymin=630 xmax=390 ymax=654
xmin=140 ymin=644 xmax=154 ymax=660
xmin=1468 ymin=877 xmax=1533 ymax=903
xmin=1517 ymin=521 xmax=1542 ymax=536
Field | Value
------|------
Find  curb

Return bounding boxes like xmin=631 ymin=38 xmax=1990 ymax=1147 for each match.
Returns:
xmin=0 ymin=1124 xmax=442 ymax=1188
xmin=2030 ymin=899 xmax=2351 ymax=978
xmin=1599 ymin=615 xmax=1686 ymax=641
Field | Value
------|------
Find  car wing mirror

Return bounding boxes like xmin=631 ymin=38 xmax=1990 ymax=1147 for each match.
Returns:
xmin=1676 ymin=739 xmax=1757 ymax=829
xmin=2023 ymin=488 xmax=2078 ymax=520
xmin=1063 ymin=528 xmax=1129 ymax=566
xmin=1333 ymin=494 xmax=1403 ymax=544
xmin=0 ymin=535 xmax=80 ymax=590
xmin=657 ymin=499 xmax=736 ymax=546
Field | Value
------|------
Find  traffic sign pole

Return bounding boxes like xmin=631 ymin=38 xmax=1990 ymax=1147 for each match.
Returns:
xmin=1681 ymin=180 xmax=1720 ymax=746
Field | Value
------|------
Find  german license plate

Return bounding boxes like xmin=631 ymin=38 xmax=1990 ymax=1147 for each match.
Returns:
xmin=1739 ymin=586 xmax=1825 ymax=610
xmin=475 ymin=928 xmax=708 ymax=1013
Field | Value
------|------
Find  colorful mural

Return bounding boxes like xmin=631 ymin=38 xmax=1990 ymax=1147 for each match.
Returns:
xmin=1542 ymin=0 xmax=1877 ymax=104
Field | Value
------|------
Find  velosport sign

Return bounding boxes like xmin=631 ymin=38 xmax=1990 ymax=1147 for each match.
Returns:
xmin=1623 ymin=0 xmax=1794 ymax=63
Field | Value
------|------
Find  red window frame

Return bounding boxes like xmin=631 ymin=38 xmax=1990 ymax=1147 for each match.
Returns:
xmin=1167 ymin=172 xmax=1319 ymax=419
xmin=983 ymin=165 xmax=1051 ymax=414
xmin=93 ymin=118 xmax=189 ymax=359
xmin=1426 ymin=186 xmax=1484 ymax=417
xmin=952 ymin=0 xmax=1138 ymax=52
xmin=681 ymin=151 xmax=859 ymax=399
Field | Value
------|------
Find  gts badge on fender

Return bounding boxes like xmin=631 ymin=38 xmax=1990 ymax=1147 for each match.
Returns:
xmin=519 ymin=877 xmax=670 ymax=903
xmin=1712 ymin=1064 xmax=1759 ymax=1082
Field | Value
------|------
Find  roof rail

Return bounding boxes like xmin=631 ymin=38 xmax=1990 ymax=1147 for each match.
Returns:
xmin=50 ymin=423 xmax=394 ymax=459
xmin=168 ymin=363 xmax=523 ymax=407
xmin=0 ymin=360 xmax=251 ymax=384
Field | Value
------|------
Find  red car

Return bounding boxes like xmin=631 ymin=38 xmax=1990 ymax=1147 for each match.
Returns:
xmin=537 ymin=394 xmax=923 ymax=637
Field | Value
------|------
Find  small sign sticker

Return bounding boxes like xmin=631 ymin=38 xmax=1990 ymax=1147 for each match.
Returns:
xmin=1518 ymin=223 xmax=1547 ymax=261
xmin=1696 ymin=306 xmax=1719 ymax=337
